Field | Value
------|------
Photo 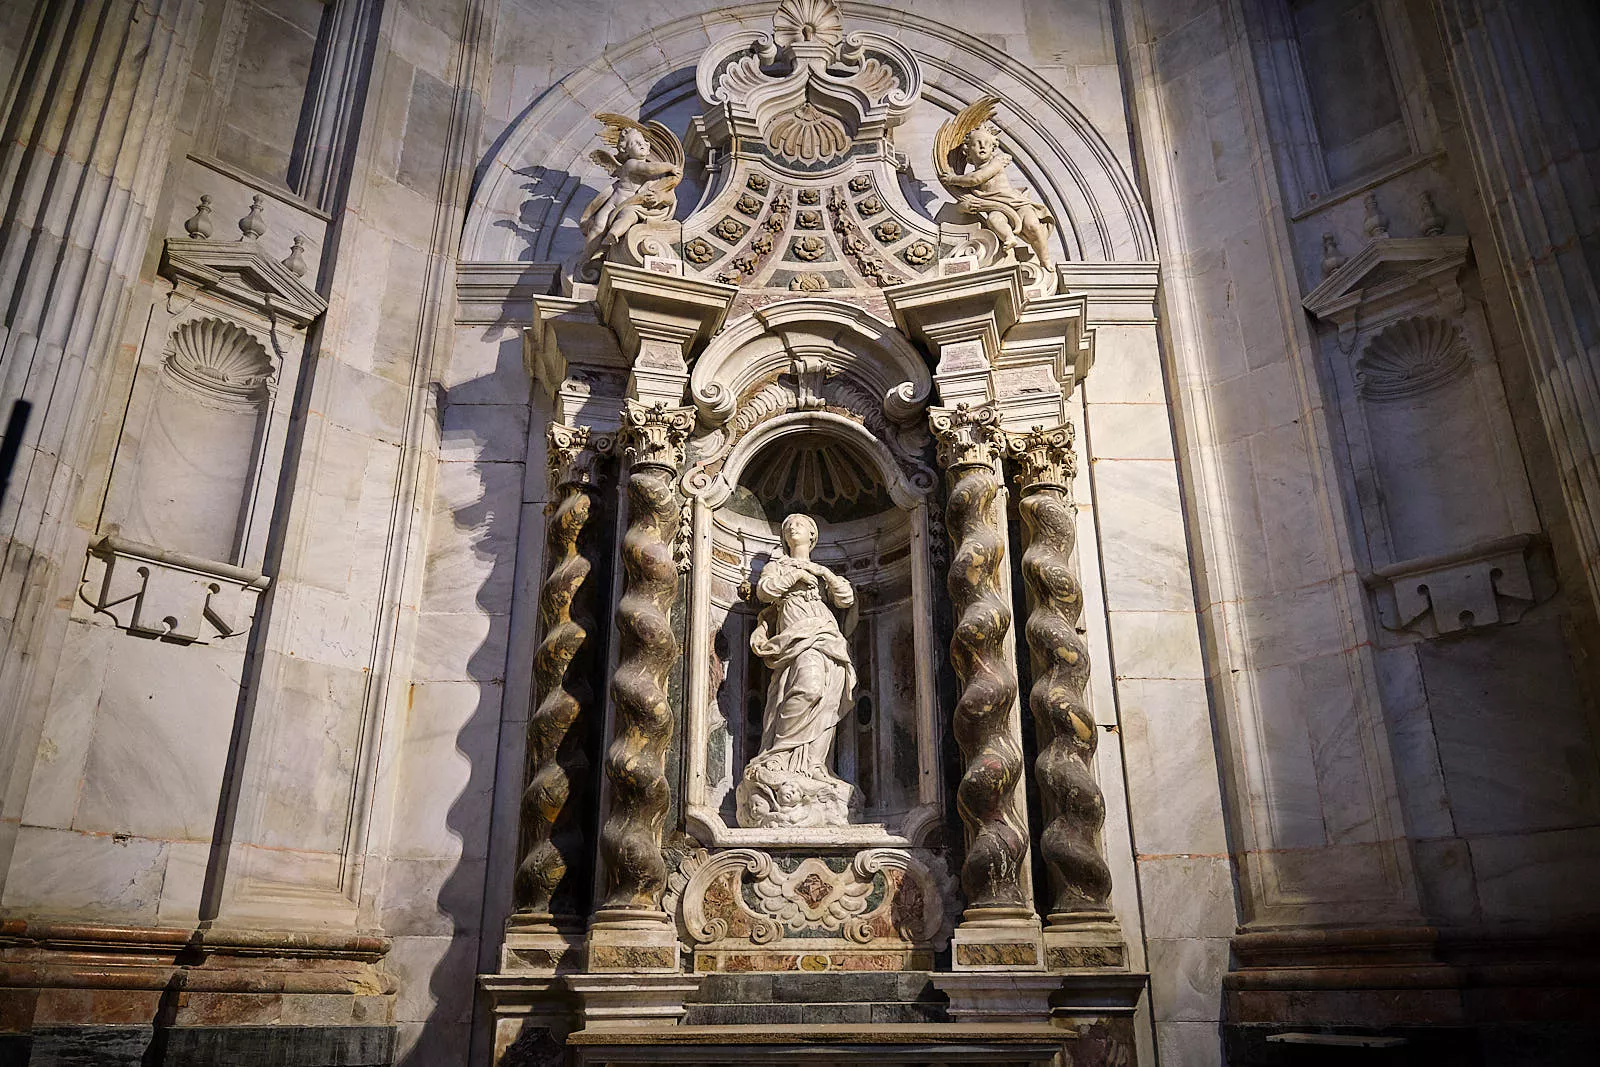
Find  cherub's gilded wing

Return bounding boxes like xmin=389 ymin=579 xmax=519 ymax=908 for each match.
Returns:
xmin=932 ymin=95 xmax=999 ymax=176
xmin=641 ymin=119 xmax=686 ymax=172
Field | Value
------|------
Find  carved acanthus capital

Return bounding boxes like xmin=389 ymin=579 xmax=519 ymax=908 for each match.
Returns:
xmin=620 ymin=400 xmax=696 ymax=471
xmin=547 ymin=423 xmax=615 ymax=494
xmin=1006 ymin=423 xmax=1076 ymax=492
xmin=929 ymin=402 xmax=1005 ymax=472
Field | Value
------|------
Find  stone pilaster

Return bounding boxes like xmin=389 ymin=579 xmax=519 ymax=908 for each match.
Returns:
xmin=506 ymin=424 xmax=614 ymax=973
xmin=928 ymin=402 xmax=1043 ymax=970
xmin=1007 ymin=424 xmax=1125 ymax=970
xmin=587 ymin=400 xmax=695 ymax=973
xmin=1435 ymin=0 xmax=1600 ymax=619
xmin=0 ymin=0 xmax=202 ymax=866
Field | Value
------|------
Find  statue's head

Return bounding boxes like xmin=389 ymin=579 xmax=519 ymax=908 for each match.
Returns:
xmin=962 ymin=123 xmax=1000 ymax=164
xmin=617 ymin=126 xmax=650 ymax=161
xmin=780 ymin=513 xmax=819 ymax=555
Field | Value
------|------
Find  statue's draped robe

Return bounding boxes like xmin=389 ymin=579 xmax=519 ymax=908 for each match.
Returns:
xmin=750 ymin=554 xmax=856 ymax=776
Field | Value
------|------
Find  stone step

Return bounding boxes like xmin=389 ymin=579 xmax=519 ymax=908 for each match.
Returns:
xmin=689 ymin=971 xmax=945 ymax=1006
xmin=684 ymin=999 xmax=948 ymax=1026
xmin=683 ymin=972 xmax=950 ymax=1026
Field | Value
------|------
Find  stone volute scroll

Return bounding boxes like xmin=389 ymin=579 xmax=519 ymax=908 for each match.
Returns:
xmin=736 ymin=513 xmax=859 ymax=829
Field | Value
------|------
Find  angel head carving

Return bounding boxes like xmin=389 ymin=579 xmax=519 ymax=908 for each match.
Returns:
xmin=574 ymin=112 xmax=686 ymax=274
xmin=933 ymin=96 xmax=1056 ymax=269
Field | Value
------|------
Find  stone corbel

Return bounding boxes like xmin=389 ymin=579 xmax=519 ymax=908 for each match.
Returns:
xmin=595 ymin=263 xmax=736 ymax=406
xmin=1364 ymin=534 xmax=1542 ymax=639
xmin=80 ymin=535 xmax=270 ymax=644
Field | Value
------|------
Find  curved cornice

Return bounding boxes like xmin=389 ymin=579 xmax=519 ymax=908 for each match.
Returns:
xmin=462 ymin=3 xmax=1155 ymax=264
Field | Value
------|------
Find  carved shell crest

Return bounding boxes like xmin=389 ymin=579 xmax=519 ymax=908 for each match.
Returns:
xmin=1355 ymin=316 xmax=1470 ymax=401
xmin=767 ymin=103 xmax=850 ymax=164
xmin=773 ymin=0 xmax=844 ymax=49
xmin=164 ymin=318 xmax=273 ymax=400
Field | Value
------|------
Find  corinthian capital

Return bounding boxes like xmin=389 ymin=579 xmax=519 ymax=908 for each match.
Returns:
xmin=929 ymin=401 xmax=1005 ymax=471
xmin=547 ymin=423 xmax=614 ymax=494
xmin=1006 ymin=423 xmax=1077 ymax=492
xmin=620 ymin=400 xmax=696 ymax=471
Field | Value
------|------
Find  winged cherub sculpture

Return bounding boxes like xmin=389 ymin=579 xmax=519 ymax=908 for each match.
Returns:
xmin=933 ymin=96 xmax=1055 ymax=269
xmin=574 ymin=112 xmax=685 ymax=270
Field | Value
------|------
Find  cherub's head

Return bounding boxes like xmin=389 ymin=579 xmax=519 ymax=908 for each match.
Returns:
xmin=962 ymin=123 xmax=1001 ymax=164
xmin=780 ymin=513 xmax=819 ymax=557
xmin=617 ymin=127 xmax=650 ymax=161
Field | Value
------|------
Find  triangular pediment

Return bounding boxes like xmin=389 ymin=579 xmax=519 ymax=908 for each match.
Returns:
xmin=161 ymin=238 xmax=328 ymax=327
xmin=1302 ymin=235 xmax=1470 ymax=324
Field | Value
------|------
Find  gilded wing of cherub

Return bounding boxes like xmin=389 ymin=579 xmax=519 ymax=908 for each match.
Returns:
xmin=932 ymin=95 xmax=1000 ymax=185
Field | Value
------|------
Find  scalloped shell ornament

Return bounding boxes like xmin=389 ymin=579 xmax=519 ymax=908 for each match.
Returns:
xmin=165 ymin=318 xmax=273 ymax=399
xmin=773 ymin=0 xmax=844 ymax=48
xmin=1355 ymin=316 xmax=1470 ymax=401
xmin=767 ymin=103 xmax=850 ymax=164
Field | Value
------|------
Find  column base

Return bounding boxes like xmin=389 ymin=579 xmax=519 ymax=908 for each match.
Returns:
xmin=500 ymin=914 xmax=584 ymax=973
xmin=949 ymin=907 xmax=1045 ymax=970
xmin=584 ymin=908 xmax=679 ymax=972
xmin=563 ymin=973 xmax=703 ymax=1030
xmin=1043 ymin=913 xmax=1127 ymax=969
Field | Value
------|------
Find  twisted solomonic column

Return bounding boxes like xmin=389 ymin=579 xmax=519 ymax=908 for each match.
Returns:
xmin=1007 ymin=426 xmax=1117 ymax=950
xmin=592 ymin=401 xmax=694 ymax=959
xmin=514 ymin=425 xmax=612 ymax=930
xmin=929 ymin=403 xmax=1031 ymax=919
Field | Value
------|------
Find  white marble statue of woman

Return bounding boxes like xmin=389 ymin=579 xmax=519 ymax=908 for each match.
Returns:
xmin=736 ymin=513 xmax=859 ymax=829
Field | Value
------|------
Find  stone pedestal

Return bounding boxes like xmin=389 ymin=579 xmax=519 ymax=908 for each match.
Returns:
xmin=949 ymin=909 xmax=1046 ymax=972
xmin=583 ymin=909 xmax=681 ymax=973
xmin=564 ymin=973 xmax=702 ymax=1030
xmin=932 ymin=972 xmax=1061 ymax=1024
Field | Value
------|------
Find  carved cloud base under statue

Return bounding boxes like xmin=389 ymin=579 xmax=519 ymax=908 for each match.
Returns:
xmin=735 ymin=753 xmax=855 ymax=829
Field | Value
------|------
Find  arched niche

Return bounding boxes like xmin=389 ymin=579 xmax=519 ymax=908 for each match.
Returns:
xmin=680 ymin=311 xmax=942 ymax=849
xmin=460 ymin=3 xmax=1154 ymax=265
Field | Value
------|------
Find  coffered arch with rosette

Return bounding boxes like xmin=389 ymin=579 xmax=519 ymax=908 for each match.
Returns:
xmin=460 ymin=3 xmax=1154 ymax=267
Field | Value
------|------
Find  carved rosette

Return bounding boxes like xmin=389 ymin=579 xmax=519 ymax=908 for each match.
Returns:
xmin=514 ymin=425 xmax=613 ymax=924
xmin=1007 ymin=424 xmax=1113 ymax=922
xmin=929 ymin=403 xmax=1029 ymax=914
xmin=597 ymin=402 xmax=695 ymax=917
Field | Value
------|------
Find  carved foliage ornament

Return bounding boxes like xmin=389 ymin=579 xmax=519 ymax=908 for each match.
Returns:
xmin=546 ymin=423 xmax=614 ymax=495
xmin=1007 ymin=423 xmax=1076 ymax=491
xmin=621 ymin=401 xmax=695 ymax=470
xmin=929 ymin=402 xmax=1005 ymax=471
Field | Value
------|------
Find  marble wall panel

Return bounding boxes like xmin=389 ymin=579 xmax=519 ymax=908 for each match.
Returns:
xmin=1 ymin=825 xmax=167 ymax=922
xmin=73 ymin=637 xmax=245 ymax=841
xmin=1467 ymin=825 xmax=1600 ymax=923
xmin=1420 ymin=621 xmax=1600 ymax=837
xmin=1117 ymin=678 xmax=1230 ymax=857
xmin=251 ymin=655 xmax=368 ymax=854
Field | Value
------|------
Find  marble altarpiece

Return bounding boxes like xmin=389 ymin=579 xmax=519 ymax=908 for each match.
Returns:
xmin=485 ymin=2 xmax=1143 ymax=1062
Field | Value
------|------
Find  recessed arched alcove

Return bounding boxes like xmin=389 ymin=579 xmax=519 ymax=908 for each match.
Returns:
xmin=678 ymin=297 xmax=943 ymax=848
